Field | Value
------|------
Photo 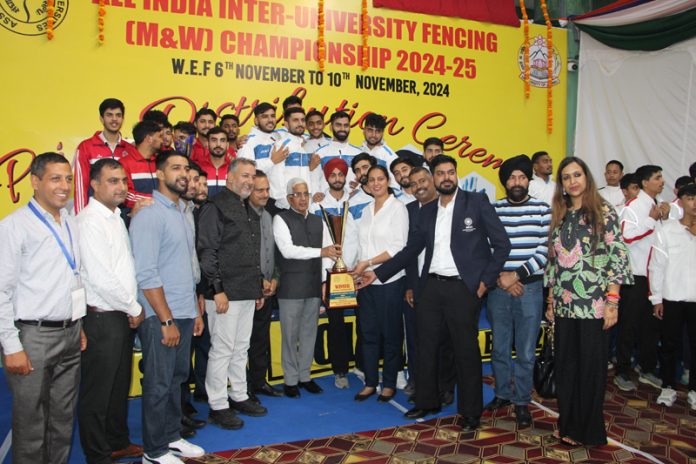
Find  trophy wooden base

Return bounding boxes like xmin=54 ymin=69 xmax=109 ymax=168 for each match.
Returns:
xmin=325 ymin=269 xmax=358 ymax=309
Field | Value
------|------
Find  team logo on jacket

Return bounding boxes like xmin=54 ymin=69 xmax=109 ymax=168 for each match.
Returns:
xmin=463 ymin=217 xmax=476 ymax=232
xmin=1 ymin=0 xmax=69 ymax=36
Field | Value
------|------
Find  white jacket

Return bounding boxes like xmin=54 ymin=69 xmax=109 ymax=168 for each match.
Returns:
xmin=621 ymin=189 xmax=660 ymax=277
xmin=648 ymin=219 xmax=696 ymax=304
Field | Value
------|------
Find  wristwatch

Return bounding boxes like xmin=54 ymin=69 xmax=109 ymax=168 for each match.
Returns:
xmin=161 ymin=319 xmax=174 ymax=327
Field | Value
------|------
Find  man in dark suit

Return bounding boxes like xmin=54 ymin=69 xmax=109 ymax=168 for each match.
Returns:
xmin=358 ymin=155 xmax=511 ymax=431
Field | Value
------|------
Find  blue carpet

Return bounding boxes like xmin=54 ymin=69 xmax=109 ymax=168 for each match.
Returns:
xmin=0 ymin=365 xmax=494 ymax=463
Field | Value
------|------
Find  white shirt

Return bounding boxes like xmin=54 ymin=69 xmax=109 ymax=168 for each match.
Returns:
xmin=429 ymin=195 xmax=460 ymax=277
xmin=269 ymin=134 xmax=322 ymax=209
xmin=77 ymin=198 xmax=142 ymax=317
xmin=621 ymin=189 xmax=660 ymax=277
xmin=0 ymin=199 xmax=81 ymax=354
xmin=273 ymin=209 xmax=336 ymax=272
xmin=529 ymin=174 xmax=556 ymax=207
xmin=648 ymin=219 xmax=696 ymax=304
xmin=599 ymin=185 xmax=625 ymax=209
xmin=357 ymin=195 xmax=408 ymax=284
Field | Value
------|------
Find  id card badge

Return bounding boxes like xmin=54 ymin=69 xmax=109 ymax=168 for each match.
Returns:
xmin=71 ymin=287 xmax=87 ymax=321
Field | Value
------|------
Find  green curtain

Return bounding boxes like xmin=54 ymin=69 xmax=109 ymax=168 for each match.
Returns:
xmin=575 ymin=7 xmax=696 ymax=51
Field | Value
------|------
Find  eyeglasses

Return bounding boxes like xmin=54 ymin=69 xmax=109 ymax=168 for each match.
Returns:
xmin=289 ymin=192 xmax=310 ymax=198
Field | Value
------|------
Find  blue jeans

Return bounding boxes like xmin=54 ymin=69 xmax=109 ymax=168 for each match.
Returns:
xmin=139 ymin=316 xmax=194 ymax=457
xmin=487 ymin=280 xmax=542 ymax=405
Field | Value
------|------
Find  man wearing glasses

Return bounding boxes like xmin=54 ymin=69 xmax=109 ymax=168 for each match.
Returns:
xmin=272 ymin=179 xmax=341 ymax=397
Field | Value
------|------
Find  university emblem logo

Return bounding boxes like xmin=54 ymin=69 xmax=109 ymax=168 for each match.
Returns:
xmin=0 ymin=0 xmax=69 ymax=36
xmin=517 ymin=35 xmax=561 ymax=88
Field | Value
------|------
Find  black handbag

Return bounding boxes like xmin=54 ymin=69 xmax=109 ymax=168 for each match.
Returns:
xmin=534 ymin=323 xmax=556 ymax=399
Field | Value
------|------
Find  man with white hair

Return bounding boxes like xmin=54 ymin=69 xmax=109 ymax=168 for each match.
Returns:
xmin=272 ymin=178 xmax=342 ymax=397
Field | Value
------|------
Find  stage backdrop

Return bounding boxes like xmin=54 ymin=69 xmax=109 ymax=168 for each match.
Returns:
xmin=0 ymin=0 xmax=567 ymax=219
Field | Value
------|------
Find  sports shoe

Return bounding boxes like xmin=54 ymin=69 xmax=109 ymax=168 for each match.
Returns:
xmin=656 ymin=388 xmax=677 ymax=407
xmin=352 ymin=367 xmax=365 ymax=382
xmin=688 ymin=390 xmax=696 ymax=410
xmin=334 ymin=373 xmax=350 ymax=389
xmin=143 ymin=452 xmax=184 ymax=464
xmin=168 ymin=438 xmax=204 ymax=458
xmin=613 ymin=374 xmax=637 ymax=392
xmin=396 ymin=371 xmax=408 ymax=389
xmin=638 ymin=372 xmax=662 ymax=389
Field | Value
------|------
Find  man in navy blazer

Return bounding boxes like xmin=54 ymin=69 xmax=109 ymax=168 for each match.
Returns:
xmin=358 ymin=155 xmax=511 ymax=431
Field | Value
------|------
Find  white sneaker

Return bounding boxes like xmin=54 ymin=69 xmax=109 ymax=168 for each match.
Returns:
xmin=168 ymin=438 xmax=205 ymax=458
xmin=352 ymin=367 xmax=365 ymax=382
xmin=143 ymin=452 xmax=184 ymax=464
xmin=656 ymin=388 xmax=677 ymax=407
xmin=396 ymin=371 xmax=408 ymax=389
xmin=334 ymin=373 xmax=350 ymax=389
xmin=688 ymin=390 xmax=696 ymax=410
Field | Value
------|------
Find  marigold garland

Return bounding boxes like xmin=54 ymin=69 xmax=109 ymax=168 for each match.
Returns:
xmin=540 ymin=0 xmax=553 ymax=134
xmin=361 ymin=0 xmax=368 ymax=70
xmin=46 ymin=0 xmax=55 ymax=40
xmin=98 ymin=0 xmax=106 ymax=44
xmin=519 ymin=0 xmax=530 ymax=98
xmin=318 ymin=0 xmax=325 ymax=72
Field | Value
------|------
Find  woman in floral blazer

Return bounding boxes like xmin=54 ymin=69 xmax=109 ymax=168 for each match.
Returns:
xmin=545 ymin=157 xmax=633 ymax=447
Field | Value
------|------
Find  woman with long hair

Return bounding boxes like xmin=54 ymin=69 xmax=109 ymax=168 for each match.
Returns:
xmin=351 ymin=164 xmax=409 ymax=402
xmin=545 ymin=157 xmax=633 ymax=446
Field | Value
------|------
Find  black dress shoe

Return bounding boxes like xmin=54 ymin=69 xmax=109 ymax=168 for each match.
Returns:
xmin=182 ymin=401 xmax=198 ymax=417
xmin=354 ymin=388 xmax=376 ymax=401
xmin=255 ymin=382 xmax=284 ymax=397
xmin=514 ymin=405 xmax=532 ymax=428
xmin=284 ymin=384 xmax=301 ymax=398
xmin=247 ymin=391 xmax=261 ymax=404
xmin=229 ymin=398 xmax=268 ymax=417
xmin=440 ymin=390 xmax=454 ymax=406
xmin=180 ymin=424 xmax=196 ymax=439
xmin=404 ymin=407 xmax=441 ymax=419
xmin=457 ymin=416 xmax=480 ymax=431
xmin=377 ymin=393 xmax=395 ymax=403
xmin=484 ymin=396 xmax=511 ymax=412
xmin=182 ymin=414 xmax=206 ymax=429
xmin=298 ymin=380 xmax=323 ymax=394
xmin=208 ymin=408 xmax=244 ymax=430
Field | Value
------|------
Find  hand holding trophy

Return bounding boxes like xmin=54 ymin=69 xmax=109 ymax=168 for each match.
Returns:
xmin=320 ymin=202 xmax=358 ymax=309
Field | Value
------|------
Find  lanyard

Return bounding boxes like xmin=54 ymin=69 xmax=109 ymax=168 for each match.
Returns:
xmin=27 ymin=202 xmax=78 ymax=275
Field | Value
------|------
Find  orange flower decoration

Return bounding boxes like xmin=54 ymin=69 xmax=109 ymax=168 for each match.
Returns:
xmin=318 ymin=0 xmax=325 ymax=72
xmin=47 ymin=0 xmax=55 ymax=40
xmin=519 ymin=0 xmax=530 ymax=98
xmin=98 ymin=0 xmax=107 ymax=44
xmin=540 ymin=0 xmax=553 ymax=134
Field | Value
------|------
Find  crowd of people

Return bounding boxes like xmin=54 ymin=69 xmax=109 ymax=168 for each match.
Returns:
xmin=1 ymin=95 xmax=695 ymax=464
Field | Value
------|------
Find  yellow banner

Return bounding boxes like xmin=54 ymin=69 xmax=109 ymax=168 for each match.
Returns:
xmin=0 ymin=0 xmax=566 ymax=219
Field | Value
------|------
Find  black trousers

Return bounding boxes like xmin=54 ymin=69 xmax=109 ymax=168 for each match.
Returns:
xmin=78 ymin=311 xmax=133 ymax=464
xmin=181 ymin=313 xmax=210 ymax=407
xmin=247 ymin=298 xmax=273 ymax=389
xmin=660 ymin=300 xmax=696 ymax=390
xmin=415 ymin=277 xmax=482 ymax=417
xmin=616 ymin=276 xmax=660 ymax=376
xmin=555 ymin=317 xmax=609 ymax=446
xmin=326 ymin=308 xmax=351 ymax=375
